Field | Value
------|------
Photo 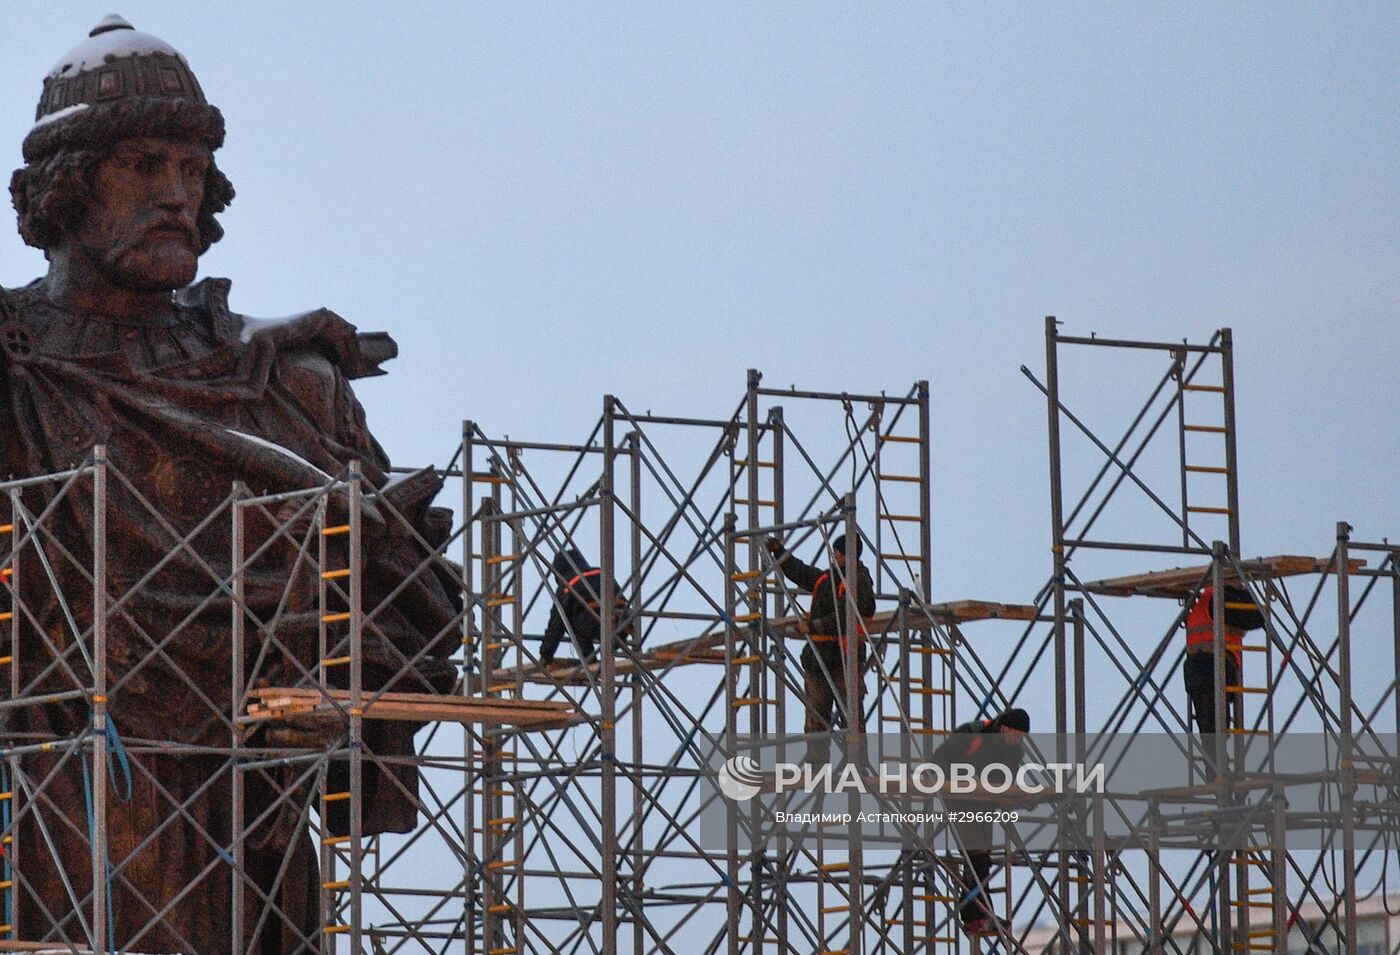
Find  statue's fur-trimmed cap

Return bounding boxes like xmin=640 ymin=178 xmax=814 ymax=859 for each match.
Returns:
xmin=22 ymin=15 xmax=224 ymax=163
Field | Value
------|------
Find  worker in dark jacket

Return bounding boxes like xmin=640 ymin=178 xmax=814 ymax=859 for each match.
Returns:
xmin=539 ymin=547 xmax=631 ymax=668
xmin=932 ymin=708 xmax=1031 ymax=936
xmin=766 ymin=532 xmax=877 ymax=735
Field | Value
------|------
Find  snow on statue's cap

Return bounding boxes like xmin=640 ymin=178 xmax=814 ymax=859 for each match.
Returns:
xmin=23 ymin=14 xmax=224 ymax=163
xmin=48 ymin=15 xmax=186 ymax=79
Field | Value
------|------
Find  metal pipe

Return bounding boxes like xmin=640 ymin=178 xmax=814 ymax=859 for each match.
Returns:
xmin=230 ymin=480 xmax=247 ymax=955
xmin=1220 ymin=329 xmax=1242 ymax=555
xmin=1336 ymin=521 xmax=1358 ymax=950
xmin=1052 ymin=334 xmax=1226 ymax=354
xmin=90 ymin=445 xmax=108 ymax=955
xmin=600 ymin=396 xmax=620 ymax=955
xmin=348 ymin=459 xmax=365 ymax=951
xmin=753 ymin=387 xmax=920 ymax=406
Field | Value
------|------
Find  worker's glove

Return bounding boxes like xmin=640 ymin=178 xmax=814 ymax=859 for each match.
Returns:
xmin=765 ymin=536 xmax=784 ymax=558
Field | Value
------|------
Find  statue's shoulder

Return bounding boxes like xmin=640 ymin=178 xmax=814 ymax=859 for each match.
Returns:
xmin=179 ymin=277 xmax=397 ymax=380
xmin=1 ymin=279 xmax=47 ymax=320
xmin=0 ymin=282 xmax=48 ymax=359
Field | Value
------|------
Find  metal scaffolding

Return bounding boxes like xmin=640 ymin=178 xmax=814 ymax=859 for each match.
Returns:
xmin=0 ymin=338 xmax=1395 ymax=954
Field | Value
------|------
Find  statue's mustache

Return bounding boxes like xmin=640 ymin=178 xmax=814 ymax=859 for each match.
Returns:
xmin=141 ymin=215 xmax=197 ymax=246
xmin=111 ymin=213 xmax=198 ymax=256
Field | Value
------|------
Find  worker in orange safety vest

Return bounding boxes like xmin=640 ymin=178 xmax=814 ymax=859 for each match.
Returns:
xmin=1182 ymin=584 xmax=1264 ymax=734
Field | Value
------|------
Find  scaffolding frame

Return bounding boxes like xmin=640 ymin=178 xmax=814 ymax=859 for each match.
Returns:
xmin=0 ymin=338 xmax=1393 ymax=954
xmin=1027 ymin=317 xmax=1400 ymax=955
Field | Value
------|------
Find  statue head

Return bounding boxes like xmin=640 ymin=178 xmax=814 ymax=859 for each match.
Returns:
xmin=9 ymin=16 xmax=235 ymax=292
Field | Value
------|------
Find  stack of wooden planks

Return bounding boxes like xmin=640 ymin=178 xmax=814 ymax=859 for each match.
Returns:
xmin=1079 ymin=555 xmax=1365 ymax=599
xmin=245 ymin=687 xmax=579 ymax=729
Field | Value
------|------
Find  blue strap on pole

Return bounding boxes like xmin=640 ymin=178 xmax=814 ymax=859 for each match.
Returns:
xmin=103 ymin=718 xmax=132 ymax=803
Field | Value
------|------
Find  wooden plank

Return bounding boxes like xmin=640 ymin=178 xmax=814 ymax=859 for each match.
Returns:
xmin=248 ymin=687 xmax=572 ymax=713
xmin=1079 ymin=555 xmax=1367 ymax=598
xmin=245 ymin=687 xmax=579 ymax=728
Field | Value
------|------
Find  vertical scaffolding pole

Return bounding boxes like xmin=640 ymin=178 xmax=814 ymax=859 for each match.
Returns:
xmin=1092 ymin=790 xmax=1107 ymax=954
xmin=1044 ymin=317 xmax=1076 ymax=947
xmin=768 ymin=405 xmax=789 ymax=954
xmin=722 ymin=512 xmax=742 ymax=955
xmin=348 ymin=461 xmax=365 ymax=952
xmin=841 ymin=495 xmax=863 ymax=955
xmin=742 ymin=370 xmax=767 ymax=951
xmin=1174 ymin=348 xmax=1190 ymax=550
xmin=914 ymin=377 xmax=938 ymax=954
xmin=601 ymin=396 xmax=620 ymax=955
xmin=461 ymin=421 xmax=479 ymax=955
xmin=1072 ymin=597 xmax=1088 ymax=951
xmin=479 ymin=488 xmax=503 ymax=955
xmin=1393 ymin=552 xmax=1400 ymax=754
xmin=1054 ymin=582 xmax=1069 ymax=952
xmin=1147 ymin=799 xmax=1161 ymax=955
xmin=1210 ymin=542 xmax=1235 ymax=954
xmin=916 ymin=379 xmax=931 ymax=608
xmin=90 ymin=446 xmax=108 ymax=955
xmin=629 ymin=431 xmax=645 ymax=955
xmin=230 ymin=481 xmax=247 ymax=955
xmin=1220 ymin=330 xmax=1242 ymax=556
xmin=1336 ymin=522 xmax=1357 ymax=950
xmin=3 ymin=490 xmax=17 ymax=944
xmin=1270 ymin=787 xmax=1289 ymax=951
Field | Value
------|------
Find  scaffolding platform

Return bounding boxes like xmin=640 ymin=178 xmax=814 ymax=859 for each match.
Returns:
xmin=497 ymin=599 xmax=1037 ymax=685
xmin=1077 ymin=554 xmax=1365 ymax=598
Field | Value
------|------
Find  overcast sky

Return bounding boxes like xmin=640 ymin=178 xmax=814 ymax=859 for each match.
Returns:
xmin=3 ymin=3 xmax=1397 ymax=703
xmin=3 ymin=6 xmax=1397 ymax=943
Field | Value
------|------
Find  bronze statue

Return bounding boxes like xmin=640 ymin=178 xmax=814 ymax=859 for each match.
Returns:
xmin=2 ymin=16 xmax=458 ymax=953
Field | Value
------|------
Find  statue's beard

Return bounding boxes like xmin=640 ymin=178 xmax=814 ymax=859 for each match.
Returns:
xmin=90 ymin=231 xmax=199 ymax=292
xmin=71 ymin=208 xmax=202 ymax=293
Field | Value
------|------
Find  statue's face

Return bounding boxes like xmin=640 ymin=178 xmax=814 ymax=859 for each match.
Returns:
xmin=69 ymin=135 xmax=210 ymax=292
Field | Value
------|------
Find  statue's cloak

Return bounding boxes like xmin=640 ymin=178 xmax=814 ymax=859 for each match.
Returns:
xmin=0 ymin=276 xmax=459 ymax=951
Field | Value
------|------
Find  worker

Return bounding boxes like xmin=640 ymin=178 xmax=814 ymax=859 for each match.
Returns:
xmin=539 ymin=547 xmax=631 ymax=669
xmin=932 ymin=708 xmax=1031 ymax=937
xmin=765 ymin=532 xmax=876 ymax=736
xmin=1182 ymin=584 xmax=1265 ymax=735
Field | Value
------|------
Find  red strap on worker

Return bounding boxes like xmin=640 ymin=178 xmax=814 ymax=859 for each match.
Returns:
xmin=808 ymin=572 xmax=869 ymax=651
xmin=564 ymin=568 xmax=603 ymax=590
xmin=563 ymin=568 xmax=624 ymax=611
xmin=809 ymin=572 xmax=831 ymax=615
